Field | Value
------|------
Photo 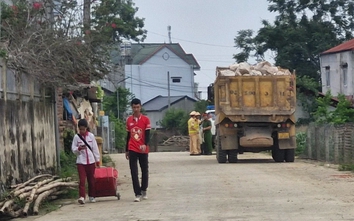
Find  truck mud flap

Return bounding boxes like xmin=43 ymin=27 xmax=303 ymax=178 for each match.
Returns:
xmin=278 ymin=136 xmax=296 ymax=149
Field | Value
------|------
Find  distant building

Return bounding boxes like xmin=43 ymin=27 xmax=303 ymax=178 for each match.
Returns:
xmin=143 ymin=95 xmax=197 ymax=128
xmin=123 ymin=43 xmax=200 ymax=104
xmin=320 ymin=39 xmax=354 ymax=98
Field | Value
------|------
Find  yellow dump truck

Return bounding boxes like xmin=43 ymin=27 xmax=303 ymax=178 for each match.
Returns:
xmin=208 ymin=66 xmax=296 ymax=163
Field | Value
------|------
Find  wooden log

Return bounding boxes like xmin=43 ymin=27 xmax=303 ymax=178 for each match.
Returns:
xmin=0 ymin=199 xmax=14 ymax=214
xmin=27 ymin=177 xmax=56 ymax=202
xmin=13 ymin=174 xmax=53 ymax=191
xmin=22 ymin=201 xmax=32 ymax=217
xmin=36 ymin=182 xmax=78 ymax=196
xmin=18 ymin=191 xmax=32 ymax=200
xmin=7 ymin=209 xmax=23 ymax=218
xmin=33 ymin=188 xmax=58 ymax=215
xmin=12 ymin=186 xmax=33 ymax=198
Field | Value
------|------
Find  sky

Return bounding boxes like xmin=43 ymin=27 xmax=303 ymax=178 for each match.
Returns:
xmin=132 ymin=0 xmax=276 ymax=99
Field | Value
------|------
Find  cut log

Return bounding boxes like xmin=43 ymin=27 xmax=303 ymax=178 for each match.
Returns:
xmin=7 ymin=209 xmax=23 ymax=218
xmin=22 ymin=201 xmax=32 ymax=217
xmin=13 ymin=174 xmax=53 ymax=191
xmin=33 ymin=188 xmax=58 ymax=215
xmin=36 ymin=182 xmax=78 ymax=196
xmin=0 ymin=199 xmax=14 ymax=214
xmin=12 ymin=186 xmax=33 ymax=198
xmin=27 ymin=177 xmax=57 ymax=202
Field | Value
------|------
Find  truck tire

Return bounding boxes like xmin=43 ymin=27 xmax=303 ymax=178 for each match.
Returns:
xmin=285 ymin=149 xmax=295 ymax=162
xmin=228 ymin=149 xmax=238 ymax=163
xmin=272 ymin=148 xmax=285 ymax=162
xmin=216 ymin=131 xmax=227 ymax=163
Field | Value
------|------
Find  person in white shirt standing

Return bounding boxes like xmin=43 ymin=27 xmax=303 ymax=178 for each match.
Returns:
xmin=71 ymin=119 xmax=100 ymax=204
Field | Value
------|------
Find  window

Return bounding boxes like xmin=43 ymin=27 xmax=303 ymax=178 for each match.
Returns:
xmin=325 ymin=66 xmax=330 ymax=87
xmin=342 ymin=63 xmax=348 ymax=86
xmin=171 ymin=77 xmax=181 ymax=83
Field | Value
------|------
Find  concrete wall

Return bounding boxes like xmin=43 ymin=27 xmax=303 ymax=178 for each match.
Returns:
xmin=125 ymin=47 xmax=195 ymax=104
xmin=0 ymin=63 xmax=57 ymax=185
xmin=320 ymin=51 xmax=354 ymax=96
xmin=0 ymin=100 xmax=57 ymax=185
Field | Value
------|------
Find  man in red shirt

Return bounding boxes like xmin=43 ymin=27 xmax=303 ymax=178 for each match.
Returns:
xmin=125 ymin=98 xmax=151 ymax=202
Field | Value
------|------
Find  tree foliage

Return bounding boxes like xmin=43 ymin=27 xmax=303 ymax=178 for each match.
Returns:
xmin=102 ymin=87 xmax=134 ymax=119
xmin=160 ymin=108 xmax=189 ymax=135
xmin=0 ymin=0 xmax=146 ymax=86
xmin=194 ymin=100 xmax=209 ymax=114
xmin=313 ymin=91 xmax=354 ymax=125
xmin=233 ymin=0 xmax=354 ymax=81
xmin=102 ymin=87 xmax=134 ymax=150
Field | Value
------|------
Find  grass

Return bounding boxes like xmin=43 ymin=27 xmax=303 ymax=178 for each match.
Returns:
xmin=338 ymin=164 xmax=354 ymax=171
xmin=102 ymin=154 xmax=116 ymax=168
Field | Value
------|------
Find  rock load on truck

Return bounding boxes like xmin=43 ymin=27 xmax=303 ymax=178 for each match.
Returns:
xmin=219 ymin=61 xmax=292 ymax=77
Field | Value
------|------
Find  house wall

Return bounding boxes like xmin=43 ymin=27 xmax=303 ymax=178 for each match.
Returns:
xmin=320 ymin=51 xmax=354 ymax=96
xmin=0 ymin=63 xmax=57 ymax=185
xmin=145 ymin=98 xmax=196 ymax=128
xmin=125 ymin=48 xmax=195 ymax=104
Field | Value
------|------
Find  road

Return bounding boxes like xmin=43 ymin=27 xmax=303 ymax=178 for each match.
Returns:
xmin=25 ymin=152 xmax=354 ymax=221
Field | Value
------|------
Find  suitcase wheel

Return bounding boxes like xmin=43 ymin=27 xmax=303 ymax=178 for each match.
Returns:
xmin=116 ymin=192 xmax=121 ymax=200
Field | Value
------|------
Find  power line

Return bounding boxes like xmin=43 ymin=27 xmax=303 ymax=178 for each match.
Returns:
xmin=148 ymin=31 xmax=235 ymax=48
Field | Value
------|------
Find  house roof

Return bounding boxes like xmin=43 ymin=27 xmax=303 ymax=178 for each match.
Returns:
xmin=143 ymin=95 xmax=197 ymax=112
xmin=322 ymin=39 xmax=354 ymax=55
xmin=130 ymin=43 xmax=200 ymax=70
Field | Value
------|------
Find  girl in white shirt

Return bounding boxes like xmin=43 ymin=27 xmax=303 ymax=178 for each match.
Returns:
xmin=71 ymin=119 xmax=100 ymax=204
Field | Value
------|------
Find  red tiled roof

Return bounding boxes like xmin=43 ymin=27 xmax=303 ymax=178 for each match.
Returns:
xmin=322 ymin=39 xmax=354 ymax=55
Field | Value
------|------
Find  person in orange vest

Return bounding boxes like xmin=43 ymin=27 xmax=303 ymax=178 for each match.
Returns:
xmin=195 ymin=112 xmax=202 ymax=155
xmin=188 ymin=111 xmax=199 ymax=155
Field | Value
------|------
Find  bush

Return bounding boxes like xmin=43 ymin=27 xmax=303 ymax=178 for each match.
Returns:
xmin=160 ymin=108 xmax=189 ymax=135
xmin=295 ymin=132 xmax=307 ymax=156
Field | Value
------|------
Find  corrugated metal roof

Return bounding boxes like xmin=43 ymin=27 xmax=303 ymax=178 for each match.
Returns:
xmin=143 ymin=95 xmax=197 ymax=112
xmin=322 ymin=39 xmax=354 ymax=55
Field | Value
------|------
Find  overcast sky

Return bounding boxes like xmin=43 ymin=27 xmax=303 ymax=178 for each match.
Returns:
xmin=132 ymin=0 xmax=276 ymax=99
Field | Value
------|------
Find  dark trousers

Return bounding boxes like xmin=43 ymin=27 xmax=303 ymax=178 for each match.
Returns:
xmin=77 ymin=163 xmax=96 ymax=198
xmin=129 ymin=150 xmax=149 ymax=196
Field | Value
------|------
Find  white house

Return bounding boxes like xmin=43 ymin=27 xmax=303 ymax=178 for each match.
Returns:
xmin=320 ymin=39 xmax=354 ymax=97
xmin=123 ymin=43 xmax=200 ymax=104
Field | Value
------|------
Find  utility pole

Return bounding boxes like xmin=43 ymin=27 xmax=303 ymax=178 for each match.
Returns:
xmin=168 ymin=25 xmax=172 ymax=44
xmin=83 ymin=0 xmax=91 ymax=30
xmin=167 ymin=71 xmax=170 ymax=108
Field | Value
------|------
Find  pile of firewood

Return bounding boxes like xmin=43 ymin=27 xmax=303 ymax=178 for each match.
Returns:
xmin=0 ymin=174 xmax=77 ymax=218
xmin=162 ymin=136 xmax=189 ymax=147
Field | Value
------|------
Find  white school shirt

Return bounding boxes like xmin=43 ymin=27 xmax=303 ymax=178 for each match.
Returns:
xmin=71 ymin=132 xmax=100 ymax=165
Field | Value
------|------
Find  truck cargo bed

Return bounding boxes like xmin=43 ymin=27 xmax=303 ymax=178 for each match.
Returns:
xmin=214 ymin=74 xmax=296 ymax=116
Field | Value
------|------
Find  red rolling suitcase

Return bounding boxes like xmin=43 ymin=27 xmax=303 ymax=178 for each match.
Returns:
xmin=94 ymin=167 xmax=120 ymax=200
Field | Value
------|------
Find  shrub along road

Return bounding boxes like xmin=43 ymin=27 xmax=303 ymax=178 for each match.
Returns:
xmin=21 ymin=152 xmax=354 ymax=221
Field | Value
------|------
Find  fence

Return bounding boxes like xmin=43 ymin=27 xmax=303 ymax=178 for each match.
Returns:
xmin=306 ymin=123 xmax=354 ymax=164
xmin=0 ymin=59 xmax=57 ymax=186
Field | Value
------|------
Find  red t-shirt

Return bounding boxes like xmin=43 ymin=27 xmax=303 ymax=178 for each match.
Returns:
xmin=126 ymin=114 xmax=151 ymax=153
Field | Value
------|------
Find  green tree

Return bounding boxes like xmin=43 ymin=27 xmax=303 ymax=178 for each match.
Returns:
xmin=102 ymin=87 xmax=134 ymax=151
xmin=103 ymin=87 xmax=134 ymax=119
xmin=233 ymin=0 xmax=353 ymax=82
xmin=313 ymin=91 xmax=354 ymax=125
xmin=160 ymin=108 xmax=189 ymax=135
xmin=194 ymin=100 xmax=209 ymax=114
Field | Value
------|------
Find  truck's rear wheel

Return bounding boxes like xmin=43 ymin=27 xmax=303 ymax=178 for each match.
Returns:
xmin=228 ymin=150 xmax=238 ymax=163
xmin=272 ymin=138 xmax=285 ymax=162
xmin=285 ymin=149 xmax=295 ymax=162
xmin=216 ymin=131 xmax=227 ymax=163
